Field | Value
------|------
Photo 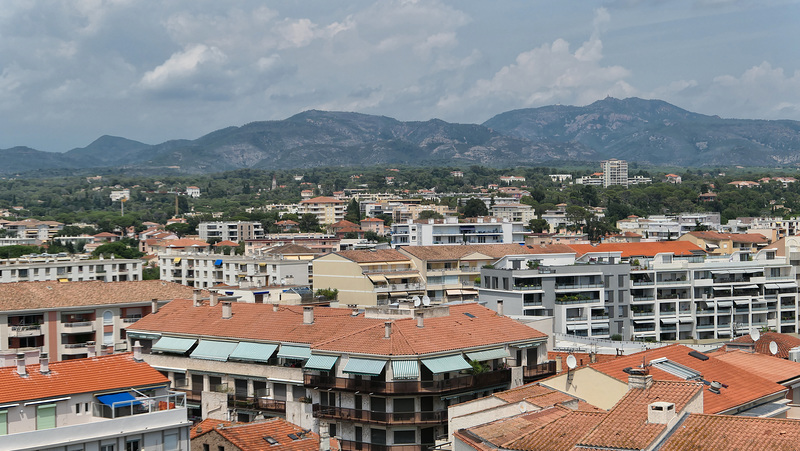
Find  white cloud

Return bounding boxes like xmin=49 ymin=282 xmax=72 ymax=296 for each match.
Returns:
xmin=139 ymin=44 xmax=226 ymax=90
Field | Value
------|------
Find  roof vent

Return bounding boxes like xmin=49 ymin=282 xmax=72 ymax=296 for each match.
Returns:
xmin=263 ymin=436 xmax=278 ymax=445
xmin=648 ymin=401 xmax=676 ymax=424
xmin=688 ymin=350 xmax=709 ymax=361
xmin=708 ymin=380 xmax=723 ymax=394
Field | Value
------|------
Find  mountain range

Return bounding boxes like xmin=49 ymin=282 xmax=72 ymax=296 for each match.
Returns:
xmin=3 ymin=97 xmax=800 ymax=175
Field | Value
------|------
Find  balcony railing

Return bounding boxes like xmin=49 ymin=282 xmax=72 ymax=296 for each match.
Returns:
xmin=312 ymin=405 xmax=446 ymax=425
xmin=523 ymin=361 xmax=556 ymax=381
xmin=304 ymin=369 xmax=511 ymax=395
xmin=555 ymin=283 xmax=604 ymax=290
xmin=63 ymin=343 xmax=88 ymax=349
xmin=63 ymin=321 xmax=93 ymax=327
xmin=9 ymin=324 xmax=43 ymax=337
xmin=228 ymin=394 xmax=286 ymax=413
xmin=94 ymin=392 xmax=185 ymax=419
xmin=339 ymin=440 xmax=426 ymax=451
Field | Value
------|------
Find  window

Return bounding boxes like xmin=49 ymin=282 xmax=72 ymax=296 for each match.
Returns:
xmin=203 ymin=445 xmax=210 ymax=451
xmin=103 ymin=310 xmax=113 ymax=325
xmin=0 ymin=410 xmax=7 ymax=436
xmin=126 ymin=439 xmax=141 ymax=451
xmin=35 ymin=403 xmax=56 ymax=430
xmin=218 ymin=447 xmax=225 ymax=451
xmin=100 ymin=445 xmax=115 ymax=451
xmin=75 ymin=402 xmax=81 ymax=414
xmin=394 ymin=430 xmax=416 ymax=444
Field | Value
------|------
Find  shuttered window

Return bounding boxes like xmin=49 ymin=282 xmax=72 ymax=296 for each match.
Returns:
xmin=37 ymin=404 xmax=56 ymax=430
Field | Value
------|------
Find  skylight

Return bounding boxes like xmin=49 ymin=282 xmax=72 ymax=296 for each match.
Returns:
xmin=650 ymin=357 xmax=702 ymax=381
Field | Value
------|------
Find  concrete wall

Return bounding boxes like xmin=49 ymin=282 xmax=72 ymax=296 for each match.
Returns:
xmin=539 ymin=367 xmax=627 ymax=410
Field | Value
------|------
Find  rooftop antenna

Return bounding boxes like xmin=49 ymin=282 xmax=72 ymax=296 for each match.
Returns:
xmin=412 ymin=296 xmax=421 ymax=307
xmin=750 ymin=328 xmax=761 ymax=342
xmin=422 ymin=295 xmax=431 ymax=306
xmin=770 ymin=341 xmax=779 ymax=355
xmin=566 ymin=354 xmax=577 ymax=371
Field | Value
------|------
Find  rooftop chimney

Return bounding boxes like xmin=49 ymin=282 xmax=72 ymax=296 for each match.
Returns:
xmin=648 ymin=401 xmax=676 ymax=424
xmin=210 ymin=290 xmax=219 ymax=307
xmin=384 ymin=321 xmax=392 ymax=338
xmin=222 ymin=301 xmax=233 ymax=319
xmin=319 ymin=421 xmax=331 ymax=451
xmin=416 ymin=311 xmax=424 ymax=328
xmin=303 ymin=306 xmax=314 ymax=325
xmin=627 ymin=367 xmax=653 ymax=390
xmin=40 ymin=353 xmax=50 ymax=374
xmin=133 ymin=341 xmax=143 ymax=361
xmin=273 ymin=303 xmax=280 ymax=312
xmin=87 ymin=341 xmax=96 ymax=358
xmin=151 ymin=298 xmax=159 ymax=314
xmin=496 ymin=300 xmax=504 ymax=317
xmin=16 ymin=353 xmax=26 ymax=377
xmin=193 ymin=288 xmax=202 ymax=306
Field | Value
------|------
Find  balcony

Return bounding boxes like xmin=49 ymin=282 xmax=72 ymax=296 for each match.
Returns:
xmin=523 ymin=361 xmax=557 ymax=382
xmin=95 ymin=392 xmax=185 ymax=419
xmin=373 ymin=283 xmax=425 ymax=293
xmin=304 ymin=369 xmax=511 ymax=395
xmin=632 ymin=296 xmax=655 ymax=302
xmin=122 ymin=316 xmax=142 ymax=323
xmin=632 ymin=280 xmax=654 ymax=286
xmin=61 ymin=343 xmax=89 ymax=355
xmin=339 ymin=440 xmax=427 ymax=451
xmin=555 ymin=283 xmax=604 ymax=290
xmin=313 ymin=405 xmax=446 ymax=425
xmin=227 ymin=394 xmax=286 ymax=413
xmin=633 ymin=311 xmax=655 ymax=317
xmin=512 ymin=285 xmax=543 ymax=291
xmin=8 ymin=324 xmax=43 ymax=337
xmin=62 ymin=321 xmax=95 ymax=334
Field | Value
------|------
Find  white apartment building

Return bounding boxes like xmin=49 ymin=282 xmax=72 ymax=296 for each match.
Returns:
xmin=0 ymin=352 xmax=190 ymax=451
xmin=0 ymin=256 xmax=142 ymax=283
xmin=298 ymin=197 xmax=346 ymax=225
xmin=489 ymin=203 xmax=535 ymax=224
xmin=158 ymin=251 xmax=309 ymax=289
xmin=109 ymin=189 xmax=130 ymax=201
xmin=0 ymin=219 xmax=63 ymax=241
xmin=390 ymin=217 xmax=526 ymax=247
xmin=198 ymin=221 xmax=265 ymax=242
xmin=616 ymin=213 xmax=722 ymax=241
xmin=602 ymin=159 xmax=628 ymax=187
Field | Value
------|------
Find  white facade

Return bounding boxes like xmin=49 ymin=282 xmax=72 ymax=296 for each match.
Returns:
xmin=602 ymin=159 xmax=628 ymax=187
xmin=390 ymin=218 xmax=526 ymax=246
xmin=0 ymin=257 xmax=142 ymax=283
xmin=158 ymin=251 xmax=309 ymax=288
xmin=198 ymin=221 xmax=265 ymax=242
xmin=109 ymin=189 xmax=130 ymax=201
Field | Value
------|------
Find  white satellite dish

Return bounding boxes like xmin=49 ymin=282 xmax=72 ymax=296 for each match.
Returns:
xmin=566 ymin=354 xmax=577 ymax=370
xmin=412 ymin=296 xmax=421 ymax=307
xmin=422 ymin=295 xmax=431 ymax=306
xmin=770 ymin=341 xmax=779 ymax=355
xmin=750 ymin=328 xmax=761 ymax=342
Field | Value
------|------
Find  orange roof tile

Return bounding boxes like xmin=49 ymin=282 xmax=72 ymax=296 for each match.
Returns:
xmin=191 ymin=418 xmax=233 ymax=439
xmin=299 ymin=196 xmax=345 ymax=204
xmin=659 ymin=414 xmax=800 ymax=450
xmin=161 ymin=238 xmax=209 ymax=248
xmin=685 ymin=231 xmax=768 ymax=243
xmin=130 ymin=301 xmax=546 ymax=357
xmin=400 ymin=244 xmax=576 ymax=262
xmin=335 ymin=248 xmax=412 ymax=263
xmin=566 ymin=241 xmax=705 ymax=258
xmin=728 ymin=331 xmax=800 ymax=359
xmin=0 ymin=353 xmax=168 ymax=404
xmin=214 ymin=240 xmax=239 ymax=247
xmin=193 ymin=417 xmax=337 ymax=451
xmin=711 ymin=350 xmax=800 ymax=384
xmin=504 ymin=409 xmax=607 ymax=451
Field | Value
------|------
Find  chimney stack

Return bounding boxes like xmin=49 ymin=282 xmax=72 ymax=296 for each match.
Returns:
xmin=496 ymin=300 xmax=504 ymax=317
xmin=193 ymin=288 xmax=202 ymax=306
xmin=273 ymin=303 xmax=280 ymax=312
xmin=303 ymin=306 xmax=314 ymax=325
xmin=210 ymin=290 xmax=219 ymax=307
xmin=39 ymin=352 xmax=50 ymax=374
xmin=222 ymin=301 xmax=233 ymax=319
xmin=133 ymin=341 xmax=143 ymax=361
xmin=648 ymin=402 xmax=676 ymax=424
xmin=627 ymin=367 xmax=654 ymax=390
xmin=319 ymin=421 xmax=331 ymax=451
xmin=416 ymin=311 xmax=424 ymax=328
xmin=87 ymin=341 xmax=96 ymax=358
xmin=384 ymin=321 xmax=392 ymax=338
xmin=15 ymin=353 xmax=26 ymax=377
xmin=151 ymin=298 xmax=159 ymax=314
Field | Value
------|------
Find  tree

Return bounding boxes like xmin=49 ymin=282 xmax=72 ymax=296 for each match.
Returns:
xmin=418 ymin=210 xmax=444 ymax=220
xmin=92 ymin=242 xmax=143 ymax=259
xmin=298 ymin=214 xmax=321 ymax=233
xmin=462 ymin=198 xmax=488 ymax=218
xmin=345 ymin=198 xmax=361 ymax=223
xmin=165 ymin=223 xmax=194 ymax=237
xmin=528 ymin=218 xmax=550 ymax=233
xmin=143 ymin=266 xmax=160 ymax=280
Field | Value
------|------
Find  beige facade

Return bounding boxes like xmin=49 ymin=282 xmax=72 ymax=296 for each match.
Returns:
xmin=298 ymin=197 xmax=346 ymax=225
xmin=539 ymin=367 xmax=629 ymax=410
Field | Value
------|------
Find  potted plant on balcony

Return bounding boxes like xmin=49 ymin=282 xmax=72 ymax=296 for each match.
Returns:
xmin=469 ymin=360 xmax=489 ymax=375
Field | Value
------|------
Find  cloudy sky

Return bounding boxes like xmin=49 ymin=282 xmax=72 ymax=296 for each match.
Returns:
xmin=1 ymin=0 xmax=799 ymax=152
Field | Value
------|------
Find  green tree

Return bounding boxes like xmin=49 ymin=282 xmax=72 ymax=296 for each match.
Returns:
xmin=528 ymin=218 xmax=550 ymax=233
xmin=345 ymin=198 xmax=361 ymax=223
xmin=298 ymin=214 xmax=321 ymax=233
xmin=92 ymin=242 xmax=143 ymax=259
xmin=165 ymin=223 xmax=194 ymax=237
xmin=462 ymin=198 xmax=488 ymax=218
xmin=418 ymin=210 xmax=444 ymax=220
xmin=142 ymin=266 xmax=160 ymax=280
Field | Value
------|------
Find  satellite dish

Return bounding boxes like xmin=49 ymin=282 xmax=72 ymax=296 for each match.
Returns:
xmin=422 ymin=295 xmax=431 ymax=306
xmin=412 ymin=296 xmax=421 ymax=307
xmin=566 ymin=354 xmax=577 ymax=370
xmin=750 ymin=328 xmax=761 ymax=342
xmin=770 ymin=341 xmax=779 ymax=355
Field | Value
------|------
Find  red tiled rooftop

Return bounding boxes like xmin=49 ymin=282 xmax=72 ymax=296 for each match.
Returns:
xmin=335 ymin=248 xmax=412 ymax=263
xmin=193 ymin=417 xmax=337 ymax=451
xmin=659 ymin=413 xmax=800 ymax=450
xmin=711 ymin=350 xmax=800 ymax=384
xmin=685 ymin=231 xmax=768 ymax=244
xmin=566 ymin=241 xmax=705 ymax=258
xmin=299 ymin=196 xmax=345 ymax=204
xmin=728 ymin=331 xmax=800 ymax=359
xmin=400 ymin=243 xmax=576 ymax=262
xmin=213 ymin=240 xmax=239 ymax=247
xmin=505 ymin=409 xmax=607 ymax=451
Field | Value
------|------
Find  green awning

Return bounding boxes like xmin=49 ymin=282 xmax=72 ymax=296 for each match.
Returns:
xmin=126 ymin=332 xmax=161 ymax=340
xmin=152 ymin=336 xmax=196 ymax=354
xmin=229 ymin=342 xmax=278 ymax=363
xmin=391 ymin=360 xmax=419 ymax=380
xmin=190 ymin=340 xmax=238 ymax=361
xmin=514 ymin=342 xmax=540 ymax=349
xmin=466 ymin=348 xmax=510 ymax=362
xmin=421 ymin=354 xmax=471 ymax=374
xmin=343 ymin=358 xmax=387 ymax=376
xmin=277 ymin=345 xmax=312 ymax=360
xmin=304 ymin=354 xmax=339 ymax=371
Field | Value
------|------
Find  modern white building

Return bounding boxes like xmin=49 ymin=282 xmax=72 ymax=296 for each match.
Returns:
xmin=602 ymin=159 xmax=628 ymax=187
xmin=158 ymin=251 xmax=309 ymax=289
xmin=390 ymin=217 xmax=526 ymax=247
xmin=298 ymin=197 xmax=346 ymax=225
xmin=489 ymin=203 xmax=535 ymax=224
xmin=0 ymin=256 xmax=142 ymax=283
xmin=0 ymin=351 xmax=190 ymax=451
xmin=198 ymin=221 xmax=265 ymax=242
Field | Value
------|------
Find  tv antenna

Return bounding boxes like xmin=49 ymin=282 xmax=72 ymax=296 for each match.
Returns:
xmin=770 ymin=341 xmax=779 ymax=355
xmin=566 ymin=354 xmax=577 ymax=370
xmin=412 ymin=296 xmax=421 ymax=307
xmin=422 ymin=295 xmax=431 ymax=306
xmin=750 ymin=328 xmax=761 ymax=342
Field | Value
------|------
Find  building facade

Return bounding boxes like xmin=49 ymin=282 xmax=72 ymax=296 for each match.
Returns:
xmin=298 ymin=197 xmax=346 ymax=225
xmin=601 ymin=159 xmax=628 ymax=187
xmin=390 ymin=217 xmax=526 ymax=247
xmin=0 ymin=256 xmax=142 ymax=283
xmin=198 ymin=221 xmax=265 ymax=242
xmin=158 ymin=252 xmax=309 ymax=289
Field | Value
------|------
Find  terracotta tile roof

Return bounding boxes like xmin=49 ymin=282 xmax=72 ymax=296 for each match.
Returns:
xmin=361 ymin=218 xmax=384 ymax=223
xmin=276 ymin=220 xmax=299 ymax=225
xmin=576 ymin=381 xmax=702 ymax=450
xmin=685 ymin=231 xmax=769 ymax=244
xmin=335 ymin=248 xmax=412 ymax=263
xmin=330 ymin=220 xmax=359 ymax=229
xmin=130 ymin=301 xmax=546 ymax=356
xmin=191 ymin=418 xmax=233 ymax=439
xmin=711 ymin=350 xmax=800 ymax=384
xmin=0 ymin=353 xmax=168 ymax=404
xmin=214 ymin=240 xmax=239 ymax=246
xmin=588 ymin=344 xmax=787 ymax=414
xmin=727 ymin=331 xmax=800 ymax=359
xmin=263 ymin=244 xmax=316 ymax=255
xmin=548 ymin=352 xmax=621 ymax=374
xmin=660 ymin=413 xmax=800 ymax=450
xmin=504 ymin=409 xmax=607 ymax=451
xmin=299 ymin=196 xmax=344 ymax=204
xmin=193 ymin=417 xmax=338 ymax=451
xmin=400 ymin=244 xmax=576 ymax=262
xmin=493 ymin=383 xmax=560 ymax=404
xmin=0 ymin=280 xmax=203 ymax=311
xmin=566 ymin=241 xmax=705 ymax=258
xmin=161 ymin=238 xmax=209 ymax=248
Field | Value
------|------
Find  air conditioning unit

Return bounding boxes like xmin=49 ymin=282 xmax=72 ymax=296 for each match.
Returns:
xmin=788 ymin=347 xmax=800 ymax=362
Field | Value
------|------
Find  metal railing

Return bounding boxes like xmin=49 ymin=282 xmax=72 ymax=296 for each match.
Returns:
xmin=304 ymin=369 xmax=511 ymax=395
xmin=523 ymin=361 xmax=557 ymax=381
xmin=94 ymin=391 xmax=186 ymax=419
xmin=313 ymin=405 xmax=446 ymax=425
xmin=63 ymin=321 xmax=93 ymax=327
xmin=228 ymin=393 xmax=287 ymax=412
xmin=338 ymin=440 xmax=427 ymax=451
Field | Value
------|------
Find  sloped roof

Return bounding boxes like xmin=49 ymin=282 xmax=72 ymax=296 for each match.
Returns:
xmin=659 ymin=413 xmax=800 ymax=450
xmin=162 ymin=238 xmax=209 ymax=248
xmin=588 ymin=344 xmax=787 ymax=414
xmin=711 ymin=350 xmax=800 ymax=384
xmin=299 ymin=196 xmax=345 ymax=204
xmin=0 ymin=353 xmax=168 ymax=404
xmin=400 ymin=244 xmax=576 ymax=262
xmin=195 ymin=417 xmax=334 ymax=451
xmin=0 ymin=280 xmax=203 ymax=311
xmin=129 ymin=301 xmax=546 ymax=357
xmin=335 ymin=248 xmax=411 ymax=263
xmin=214 ymin=240 xmax=239 ymax=247
xmin=330 ymin=220 xmax=359 ymax=229
xmin=685 ymin=231 xmax=768 ymax=244
xmin=566 ymin=241 xmax=705 ymax=258
xmin=727 ymin=331 xmax=800 ymax=359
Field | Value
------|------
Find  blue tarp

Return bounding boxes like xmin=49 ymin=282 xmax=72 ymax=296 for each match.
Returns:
xmin=97 ymin=392 xmax=141 ymax=407
xmin=214 ymin=259 xmax=223 ymax=266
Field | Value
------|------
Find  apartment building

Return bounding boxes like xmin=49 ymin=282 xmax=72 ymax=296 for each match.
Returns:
xmin=679 ymin=230 xmax=769 ymax=255
xmin=390 ymin=217 xmax=526 ymax=247
xmin=158 ymin=251 xmax=309 ymax=289
xmin=0 ymin=256 xmax=142 ymax=283
xmin=298 ymin=197 xmax=346 ymax=225
xmin=615 ymin=212 xmax=722 ymax=240
xmin=0 ymin=218 xmax=63 ymax=241
xmin=601 ymin=159 xmax=628 ymax=187
xmin=126 ymin=299 xmax=553 ymax=450
xmin=198 ymin=221 xmax=265 ymax=242
xmin=489 ymin=203 xmax=535 ymax=224
xmin=313 ymin=249 xmax=424 ymax=306
xmin=245 ymin=233 xmax=341 ymax=256
xmin=0 ymin=280 xmax=199 ymax=362
xmin=0 ymin=352 xmax=189 ymax=451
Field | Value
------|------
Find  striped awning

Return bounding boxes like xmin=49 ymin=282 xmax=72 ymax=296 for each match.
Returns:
xmin=152 ymin=336 xmax=196 ymax=354
xmin=390 ymin=291 xmax=408 ymax=297
xmin=368 ymin=274 xmax=388 ymax=284
xmin=421 ymin=355 xmax=471 ymax=374
xmin=391 ymin=360 xmax=419 ymax=380
xmin=190 ymin=340 xmax=238 ymax=361
xmin=277 ymin=345 xmax=311 ymax=360
xmin=229 ymin=342 xmax=278 ymax=363
xmin=466 ymin=348 xmax=509 ymax=362
xmin=126 ymin=331 xmax=161 ymax=341
xmin=566 ymin=324 xmax=589 ymax=331
xmin=304 ymin=354 xmax=339 ymax=371
xmin=343 ymin=358 xmax=386 ymax=376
